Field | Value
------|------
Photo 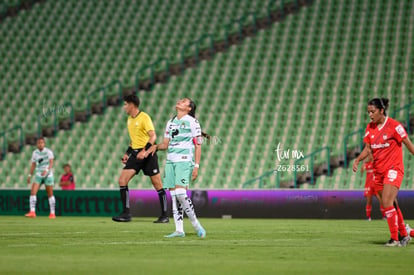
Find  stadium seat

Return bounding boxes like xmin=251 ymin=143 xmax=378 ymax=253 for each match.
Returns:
xmin=1 ymin=0 xmax=414 ymax=190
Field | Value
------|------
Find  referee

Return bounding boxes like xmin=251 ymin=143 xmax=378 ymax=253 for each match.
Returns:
xmin=112 ymin=94 xmax=168 ymax=223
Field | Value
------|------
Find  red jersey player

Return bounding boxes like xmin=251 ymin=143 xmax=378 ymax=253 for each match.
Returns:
xmin=353 ymin=98 xmax=414 ymax=247
xmin=59 ymin=164 xmax=75 ymax=190
xmin=361 ymin=156 xmax=379 ymax=221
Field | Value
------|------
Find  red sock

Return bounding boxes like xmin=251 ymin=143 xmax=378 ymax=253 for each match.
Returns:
xmin=366 ymin=205 xmax=372 ymax=219
xmin=384 ymin=206 xmax=399 ymax=241
xmin=395 ymin=207 xmax=408 ymax=237
xmin=380 ymin=206 xmax=386 ymax=218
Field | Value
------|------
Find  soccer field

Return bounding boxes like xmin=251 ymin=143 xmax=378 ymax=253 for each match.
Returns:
xmin=1 ymin=217 xmax=413 ymax=274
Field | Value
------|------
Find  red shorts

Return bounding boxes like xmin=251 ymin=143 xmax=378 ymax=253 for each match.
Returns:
xmin=364 ymin=181 xmax=377 ymax=197
xmin=373 ymin=168 xmax=404 ymax=191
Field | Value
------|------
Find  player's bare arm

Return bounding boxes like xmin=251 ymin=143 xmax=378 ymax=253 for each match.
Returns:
xmin=192 ymin=138 xmax=202 ymax=181
xmin=352 ymin=143 xmax=371 ymax=172
xmin=41 ymin=159 xmax=53 ymax=176
xmin=402 ymin=137 xmax=414 ymax=155
xmin=155 ymin=138 xmax=170 ymax=151
xmin=121 ymin=142 xmax=132 ymax=164
xmin=139 ymin=130 xmax=157 ymax=159
xmin=27 ymin=162 xmax=36 ymax=184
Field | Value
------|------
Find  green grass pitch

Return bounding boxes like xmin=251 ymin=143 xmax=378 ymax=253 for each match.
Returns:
xmin=1 ymin=216 xmax=413 ymax=274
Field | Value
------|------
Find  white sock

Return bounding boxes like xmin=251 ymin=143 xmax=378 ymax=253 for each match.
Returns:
xmin=30 ymin=195 xmax=37 ymax=212
xmin=175 ymin=188 xmax=200 ymax=232
xmin=170 ymin=191 xmax=184 ymax=233
xmin=48 ymin=196 xmax=56 ymax=214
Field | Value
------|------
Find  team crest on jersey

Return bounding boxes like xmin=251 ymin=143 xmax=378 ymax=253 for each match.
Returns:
xmin=180 ymin=122 xmax=186 ymax=129
xmin=395 ymin=125 xmax=406 ymax=138
xmin=371 ymin=135 xmax=374 ymax=138
xmin=383 ymin=134 xmax=387 ymax=140
xmin=387 ymin=170 xmax=397 ymax=182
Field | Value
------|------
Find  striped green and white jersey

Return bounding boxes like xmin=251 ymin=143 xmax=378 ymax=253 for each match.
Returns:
xmin=31 ymin=147 xmax=54 ymax=177
xmin=164 ymin=115 xmax=201 ymax=163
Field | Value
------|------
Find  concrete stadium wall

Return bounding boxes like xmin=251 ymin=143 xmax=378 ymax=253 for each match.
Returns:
xmin=1 ymin=190 xmax=414 ymax=219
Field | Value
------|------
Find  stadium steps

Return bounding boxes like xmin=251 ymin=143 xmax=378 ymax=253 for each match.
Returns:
xmin=0 ymin=0 xmax=307 ymax=158
xmin=0 ymin=0 xmax=44 ymax=21
xmin=2 ymin=0 xmax=414 ymax=189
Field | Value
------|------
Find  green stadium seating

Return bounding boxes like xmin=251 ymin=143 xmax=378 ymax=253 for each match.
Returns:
xmin=1 ymin=0 xmax=414 ymax=190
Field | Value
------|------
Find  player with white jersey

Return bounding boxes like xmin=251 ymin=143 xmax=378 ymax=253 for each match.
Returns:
xmin=25 ymin=137 xmax=56 ymax=218
xmin=153 ymin=98 xmax=207 ymax=238
xmin=353 ymin=98 xmax=414 ymax=247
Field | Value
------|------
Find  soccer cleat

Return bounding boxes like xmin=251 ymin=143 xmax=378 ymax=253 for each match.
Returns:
xmin=384 ymin=239 xmax=400 ymax=247
xmin=400 ymin=235 xmax=411 ymax=247
xmin=49 ymin=213 xmax=56 ymax=219
xmin=367 ymin=217 xmax=372 ymax=222
xmin=25 ymin=211 xmax=36 ymax=218
xmin=153 ymin=216 xmax=169 ymax=223
xmin=164 ymin=231 xmax=185 ymax=238
xmin=197 ymin=225 xmax=206 ymax=238
xmin=112 ymin=212 xmax=132 ymax=222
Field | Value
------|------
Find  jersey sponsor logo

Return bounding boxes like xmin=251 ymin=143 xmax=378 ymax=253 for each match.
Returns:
xmin=172 ymin=129 xmax=179 ymax=138
xmin=371 ymin=143 xmax=390 ymax=149
xmin=395 ymin=125 xmax=406 ymax=138
xmin=387 ymin=169 xmax=397 ymax=182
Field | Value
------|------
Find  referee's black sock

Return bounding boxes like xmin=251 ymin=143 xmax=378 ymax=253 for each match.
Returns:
xmin=157 ymin=188 xmax=167 ymax=217
xmin=120 ymin=186 xmax=130 ymax=214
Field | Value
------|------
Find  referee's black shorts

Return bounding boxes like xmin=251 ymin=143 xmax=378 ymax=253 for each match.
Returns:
xmin=124 ymin=149 xmax=160 ymax=176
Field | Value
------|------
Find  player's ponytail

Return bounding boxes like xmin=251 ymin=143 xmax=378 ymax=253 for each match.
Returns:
xmin=368 ymin=97 xmax=389 ymax=116
xmin=187 ymin=98 xmax=210 ymax=140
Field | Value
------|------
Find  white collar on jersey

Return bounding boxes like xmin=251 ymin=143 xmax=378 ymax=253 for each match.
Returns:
xmin=378 ymin=116 xmax=388 ymax=131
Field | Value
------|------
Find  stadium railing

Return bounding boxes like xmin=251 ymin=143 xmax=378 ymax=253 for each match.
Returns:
xmin=0 ymin=125 xmax=23 ymax=159
xmin=135 ymin=58 xmax=170 ymax=92
xmin=343 ymin=128 xmax=364 ymax=168
xmin=293 ymin=146 xmax=331 ymax=187
xmin=392 ymin=101 xmax=414 ymax=134
xmin=86 ymin=80 xmax=123 ymax=120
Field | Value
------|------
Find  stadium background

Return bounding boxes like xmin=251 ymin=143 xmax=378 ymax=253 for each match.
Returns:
xmin=1 ymin=0 xmax=413 ymax=218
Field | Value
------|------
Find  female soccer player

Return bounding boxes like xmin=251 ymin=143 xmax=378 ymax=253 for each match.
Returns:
xmin=153 ymin=98 xmax=206 ymax=238
xmin=59 ymin=163 xmax=75 ymax=190
xmin=112 ymin=94 xmax=168 ymax=223
xmin=361 ymin=155 xmax=376 ymax=221
xmin=353 ymin=98 xmax=414 ymax=247
xmin=25 ymin=137 xmax=56 ymax=218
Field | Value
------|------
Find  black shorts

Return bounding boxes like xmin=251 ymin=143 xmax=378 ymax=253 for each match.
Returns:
xmin=124 ymin=149 xmax=160 ymax=176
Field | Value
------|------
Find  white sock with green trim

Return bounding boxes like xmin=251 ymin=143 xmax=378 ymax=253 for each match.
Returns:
xmin=48 ymin=196 xmax=55 ymax=214
xmin=30 ymin=195 xmax=36 ymax=212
